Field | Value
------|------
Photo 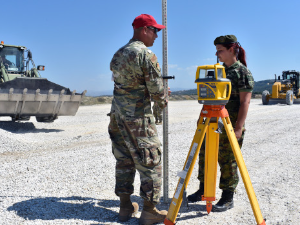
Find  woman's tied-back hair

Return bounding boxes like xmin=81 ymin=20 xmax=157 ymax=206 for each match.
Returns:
xmin=224 ymin=42 xmax=247 ymax=67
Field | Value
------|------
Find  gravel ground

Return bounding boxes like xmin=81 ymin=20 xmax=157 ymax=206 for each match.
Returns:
xmin=0 ymin=99 xmax=299 ymax=225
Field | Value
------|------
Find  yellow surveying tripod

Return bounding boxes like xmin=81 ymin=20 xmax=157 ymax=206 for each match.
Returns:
xmin=164 ymin=63 xmax=266 ymax=225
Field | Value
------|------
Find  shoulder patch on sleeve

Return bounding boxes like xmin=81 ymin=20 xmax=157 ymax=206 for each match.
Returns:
xmin=151 ymin=54 xmax=157 ymax=63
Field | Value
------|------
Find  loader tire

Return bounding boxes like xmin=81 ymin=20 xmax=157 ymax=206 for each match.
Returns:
xmin=11 ymin=116 xmax=30 ymax=122
xmin=262 ymin=90 xmax=270 ymax=105
xmin=36 ymin=116 xmax=57 ymax=123
xmin=286 ymin=91 xmax=294 ymax=105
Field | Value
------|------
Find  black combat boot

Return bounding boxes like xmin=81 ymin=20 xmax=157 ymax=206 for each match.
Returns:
xmin=212 ymin=190 xmax=234 ymax=212
xmin=187 ymin=183 xmax=204 ymax=203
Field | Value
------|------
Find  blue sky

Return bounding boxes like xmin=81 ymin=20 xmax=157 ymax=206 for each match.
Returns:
xmin=1 ymin=0 xmax=300 ymax=96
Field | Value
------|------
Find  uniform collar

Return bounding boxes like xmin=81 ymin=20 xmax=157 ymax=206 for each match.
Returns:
xmin=129 ymin=38 xmax=145 ymax=45
xmin=223 ymin=60 xmax=241 ymax=70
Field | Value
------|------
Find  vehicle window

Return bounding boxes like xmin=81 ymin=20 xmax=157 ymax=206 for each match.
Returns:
xmin=0 ymin=47 xmax=24 ymax=73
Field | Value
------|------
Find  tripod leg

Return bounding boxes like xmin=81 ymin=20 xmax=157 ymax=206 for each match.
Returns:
xmin=164 ymin=117 xmax=210 ymax=225
xmin=222 ymin=117 xmax=266 ymax=225
xmin=202 ymin=118 xmax=219 ymax=214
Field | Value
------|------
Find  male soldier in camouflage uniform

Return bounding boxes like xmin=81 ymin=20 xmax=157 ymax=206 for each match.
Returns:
xmin=188 ymin=35 xmax=254 ymax=212
xmin=108 ymin=14 xmax=170 ymax=224
xmin=152 ymin=101 xmax=163 ymax=124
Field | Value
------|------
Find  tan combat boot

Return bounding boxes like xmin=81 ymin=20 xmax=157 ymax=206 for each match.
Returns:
xmin=139 ymin=200 xmax=168 ymax=225
xmin=119 ymin=194 xmax=139 ymax=222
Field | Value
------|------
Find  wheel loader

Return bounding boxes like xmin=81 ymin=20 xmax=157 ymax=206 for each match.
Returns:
xmin=0 ymin=41 xmax=86 ymax=122
xmin=262 ymin=70 xmax=300 ymax=105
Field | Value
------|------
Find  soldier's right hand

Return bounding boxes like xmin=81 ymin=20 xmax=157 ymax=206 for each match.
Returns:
xmin=167 ymin=87 xmax=171 ymax=96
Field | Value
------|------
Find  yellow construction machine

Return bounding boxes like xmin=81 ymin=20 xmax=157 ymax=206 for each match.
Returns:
xmin=262 ymin=70 xmax=300 ymax=105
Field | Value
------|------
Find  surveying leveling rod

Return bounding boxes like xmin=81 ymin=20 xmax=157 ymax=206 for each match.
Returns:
xmin=162 ymin=0 xmax=170 ymax=204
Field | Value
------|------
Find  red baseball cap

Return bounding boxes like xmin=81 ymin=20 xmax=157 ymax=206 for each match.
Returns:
xmin=132 ymin=14 xmax=166 ymax=31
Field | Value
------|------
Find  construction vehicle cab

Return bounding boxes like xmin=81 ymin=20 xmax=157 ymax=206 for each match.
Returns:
xmin=0 ymin=43 xmax=42 ymax=79
xmin=262 ymin=70 xmax=300 ymax=105
xmin=282 ymin=71 xmax=300 ymax=95
xmin=0 ymin=41 xmax=86 ymax=122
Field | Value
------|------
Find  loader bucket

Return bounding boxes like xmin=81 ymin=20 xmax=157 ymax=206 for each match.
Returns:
xmin=0 ymin=77 xmax=86 ymax=122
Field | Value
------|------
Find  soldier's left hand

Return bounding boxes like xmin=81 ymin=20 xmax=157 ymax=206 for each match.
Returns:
xmin=234 ymin=128 xmax=242 ymax=140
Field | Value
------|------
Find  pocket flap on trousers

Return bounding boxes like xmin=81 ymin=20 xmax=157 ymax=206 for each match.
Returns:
xmin=136 ymin=136 xmax=161 ymax=148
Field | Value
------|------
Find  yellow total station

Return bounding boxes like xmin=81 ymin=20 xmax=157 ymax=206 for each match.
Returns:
xmin=164 ymin=63 xmax=266 ymax=225
xmin=195 ymin=63 xmax=231 ymax=105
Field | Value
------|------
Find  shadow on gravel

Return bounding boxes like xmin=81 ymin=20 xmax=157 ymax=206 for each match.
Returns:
xmin=159 ymin=200 xmax=208 ymax=223
xmin=7 ymin=196 xmax=137 ymax=224
xmin=7 ymin=196 xmax=208 ymax=224
xmin=0 ymin=121 xmax=63 ymax=133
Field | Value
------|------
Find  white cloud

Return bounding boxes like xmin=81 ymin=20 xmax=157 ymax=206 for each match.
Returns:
xmin=168 ymin=64 xmax=184 ymax=70
xmin=168 ymin=64 xmax=178 ymax=69
xmin=168 ymin=64 xmax=198 ymax=74
xmin=203 ymin=58 xmax=216 ymax=61
xmin=186 ymin=65 xmax=198 ymax=71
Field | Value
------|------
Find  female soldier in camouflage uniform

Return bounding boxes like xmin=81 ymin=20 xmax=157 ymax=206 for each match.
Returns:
xmin=188 ymin=35 xmax=254 ymax=212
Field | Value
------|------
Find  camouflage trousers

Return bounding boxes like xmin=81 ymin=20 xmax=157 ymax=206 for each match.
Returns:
xmin=197 ymin=116 xmax=245 ymax=192
xmin=108 ymin=112 xmax=162 ymax=204
xmin=152 ymin=103 xmax=162 ymax=122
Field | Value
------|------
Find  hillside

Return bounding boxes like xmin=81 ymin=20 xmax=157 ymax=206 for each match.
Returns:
xmin=80 ymin=94 xmax=199 ymax=105
xmin=171 ymin=79 xmax=274 ymax=95
xmin=81 ymin=79 xmax=274 ymax=105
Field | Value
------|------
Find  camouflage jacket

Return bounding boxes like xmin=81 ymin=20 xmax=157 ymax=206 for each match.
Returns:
xmin=224 ymin=61 xmax=254 ymax=112
xmin=110 ymin=39 xmax=166 ymax=118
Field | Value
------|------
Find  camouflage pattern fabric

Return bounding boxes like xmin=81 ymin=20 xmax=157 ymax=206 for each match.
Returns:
xmin=110 ymin=39 xmax=166 ymax=118
xmin=224 ymin=60 xmax=254 ymax=111
xmin=197 ymin=60 xmax=254 ymax=191
xmin=108 ymin=113 xmax=162 ymax=204
xmin=109 ymin=39 xmax=167 ymax=204
xmin=152 ymin=102 xmax=162 ymax=123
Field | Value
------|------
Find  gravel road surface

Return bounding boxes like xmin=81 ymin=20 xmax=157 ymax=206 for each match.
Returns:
xmin=0 ymin=99 xmax=299 ymax=225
